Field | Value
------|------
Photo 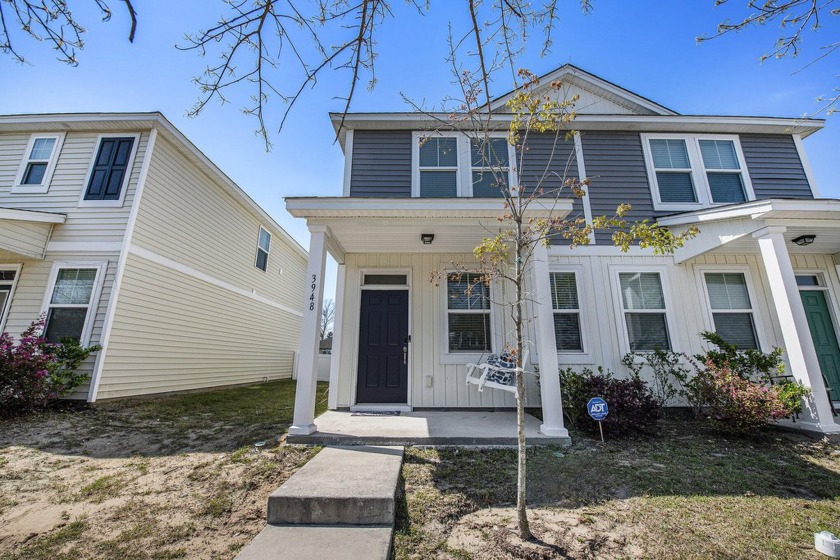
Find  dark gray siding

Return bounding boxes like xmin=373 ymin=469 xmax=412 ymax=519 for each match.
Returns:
xmin=349 ymin=130 xmax=412 ymax=197
xmin=581 ymin=132 xmax=656 ymax=245
xmin=740 ymin=134 xmax=812 ymax=199
xmin=519 ymin=133 xmax=581 ymax=244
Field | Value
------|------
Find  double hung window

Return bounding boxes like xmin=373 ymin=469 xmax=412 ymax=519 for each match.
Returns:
xmin=703 ymin=272 xmax=758 ymax=349
xmin=446 ymin=272 xmax=492 ymax=353
xmin=550 ymin=271 xmax=583 ymax=352
xmin=643 ymin=134 xmax=752 ymax=210
xmin=470 ymin=138 xmax=511 ymax=197
xmin=14 ymin=133 xmax=64 ymax=192
xmin=418 ymin=137 xmax=459 ymax=197
xmin=255 ymin=227 xmax=271 ymax=271
xmin=43 ymin=266 xmax=103 ymax=344
xmin=618 ymin=271 xmax=671 ymax=351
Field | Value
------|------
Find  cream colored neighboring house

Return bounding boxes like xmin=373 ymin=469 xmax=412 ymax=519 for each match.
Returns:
xmin=0 ymin=113 xmax=307 ymax=401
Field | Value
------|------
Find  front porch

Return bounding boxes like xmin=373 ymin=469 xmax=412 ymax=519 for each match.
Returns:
xmin=286 ymin=410 xmax=571 ymax=446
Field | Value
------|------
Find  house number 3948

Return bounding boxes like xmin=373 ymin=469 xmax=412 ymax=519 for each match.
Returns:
xmin=309 ymin=274 xmax=317 ymax=311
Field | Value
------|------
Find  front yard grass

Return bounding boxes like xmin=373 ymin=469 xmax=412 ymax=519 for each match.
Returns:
xmin=395 ymin=419 xmax=840 ymax=559
xmin=0 ymin=380 xmax=327 ymax=560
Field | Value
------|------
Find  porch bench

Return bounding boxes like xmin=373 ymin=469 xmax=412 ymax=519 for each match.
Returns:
xmin=465 ymin=348 xmax=530 ymax=397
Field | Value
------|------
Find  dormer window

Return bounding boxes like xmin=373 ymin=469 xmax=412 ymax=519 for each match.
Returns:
xmin=13 ymin=133 xmax=65 ymax=193
xmin=412 ymin=133 xmax=515 ymax=198
xmin=642 ymin=134 xmax=754 ymax=211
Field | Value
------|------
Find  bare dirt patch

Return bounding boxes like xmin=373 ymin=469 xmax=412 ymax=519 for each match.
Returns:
xmin=0 ymin=380 xmax=327 ymax=560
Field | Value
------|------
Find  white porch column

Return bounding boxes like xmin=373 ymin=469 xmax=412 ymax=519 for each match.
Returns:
xmin=754 ymin=226 xmax=840 ymax=433
xmin=531 ymin=242 xmax=570 ymax=438
xmin=289 ymin=226 xmax=329 ymax=435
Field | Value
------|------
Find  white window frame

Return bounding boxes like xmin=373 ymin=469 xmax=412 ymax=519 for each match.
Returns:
xmin=609 ymin=264 xmax=678 ymax=354
xmin=0 ymin=264 xmax=23 ymax=332
xmin=255 ymin=225 xmax=271 ymax=272
xmin=77 ymin=133 xmax=141 ymax=208
xmin=411 ymin=132 xmax=517 ymax=198
xmin=439 ymin=268 xmax=499 ymax=363
xmin=12 ymin=133 xmax=66 ymax=194
xmin=641 ymin=133 xmax=755 ymax=211
xmin=695 ymin=266 xmax=765 ymax=351
xmin=40 ymin=262 xmax=107 ymax=346
xmin=548 ymin=265 xmax=591 ymax=362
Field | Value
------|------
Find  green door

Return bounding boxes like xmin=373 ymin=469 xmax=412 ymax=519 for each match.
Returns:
xmin=800 ymin=290 xmax=840 ymax=395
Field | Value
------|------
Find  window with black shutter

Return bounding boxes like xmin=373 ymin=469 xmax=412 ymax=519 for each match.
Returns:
xmin=84 ymin=137 xmax=135 ymax=201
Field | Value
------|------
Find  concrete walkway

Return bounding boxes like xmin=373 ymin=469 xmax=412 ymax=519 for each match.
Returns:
xmin=235 ymin=446 xmax=404 ymax=560
xmin=286 ymin=410 xmax=571 ymax=446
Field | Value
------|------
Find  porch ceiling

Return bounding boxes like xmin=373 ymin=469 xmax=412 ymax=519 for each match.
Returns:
xmin=718 ymin=225 xmax=840 ymax=255
xmin=0 ymin=208 xmax=66 ymax=259
xmin=307 ymin=217 xmax=531 ymax=253
xmin=287 ymin=197 xmax=573 ymax=254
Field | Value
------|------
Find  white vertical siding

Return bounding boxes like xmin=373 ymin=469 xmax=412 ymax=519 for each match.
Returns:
xmin=333 ymin=249 xmax=840 ymax=408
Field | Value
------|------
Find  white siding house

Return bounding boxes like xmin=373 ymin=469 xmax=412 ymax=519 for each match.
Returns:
xmin=0 ymin=113 xmax=307 ymax=401
xmin=286 ymin=65 xmax=840 ymax=439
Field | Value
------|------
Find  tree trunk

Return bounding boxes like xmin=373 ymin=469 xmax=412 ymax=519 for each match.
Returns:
xmin=515 ymin=230 xmax=532 ymax=540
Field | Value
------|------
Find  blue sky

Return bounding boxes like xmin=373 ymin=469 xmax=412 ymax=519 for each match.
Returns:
xmin=2 ymin=1 xmax=838 ymax=301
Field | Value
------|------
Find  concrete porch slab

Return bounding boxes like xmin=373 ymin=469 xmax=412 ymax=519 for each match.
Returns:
xmin=235 ymin=524 xmax=393 ymax=560
xmin=286 ymin=410 xmax=571 ymax=446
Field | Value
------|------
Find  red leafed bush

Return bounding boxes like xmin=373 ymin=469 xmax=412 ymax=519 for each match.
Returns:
xmin=698 ymin=360 xmax=793 ymax=435
xmin=0 ymin=317 xmax=100 ymax=418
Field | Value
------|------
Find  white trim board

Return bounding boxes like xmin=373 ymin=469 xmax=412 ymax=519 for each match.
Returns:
xmin=128 ymin=244 xmax=304 ymax=318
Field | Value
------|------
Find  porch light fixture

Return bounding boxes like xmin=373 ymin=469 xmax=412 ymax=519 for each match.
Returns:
xmin=420 ymin=233 xmax=435 ymax=245
xmin=792 ymin=234 xmax=816 ymax=247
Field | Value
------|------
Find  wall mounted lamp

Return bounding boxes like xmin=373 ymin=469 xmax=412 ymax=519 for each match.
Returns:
xmin=792 ymin=234 xmax=816 ymax=247
xmin=420 ymin=233 xmax=435 ymax=245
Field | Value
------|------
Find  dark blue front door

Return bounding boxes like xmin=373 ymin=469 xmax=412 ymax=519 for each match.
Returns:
xmin=356 ymin=290 xmax=409 ymax=403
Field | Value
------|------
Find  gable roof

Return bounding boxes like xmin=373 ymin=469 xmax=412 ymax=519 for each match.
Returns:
xmin=487 ymin=64 xmax=679 ymax=116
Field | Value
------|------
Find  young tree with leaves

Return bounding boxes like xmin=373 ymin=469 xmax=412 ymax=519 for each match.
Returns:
xmin=435 ymin=68 xmax=697 ymax=540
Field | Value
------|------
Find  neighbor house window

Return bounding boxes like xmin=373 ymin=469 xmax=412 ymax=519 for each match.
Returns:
xmin=618 ymin=271 xmax=671 ymax=351
xmin=255 ymin=227 xmax=271 ymax=271
xmin=471 ymin=137 xmax=511 ymax=197
xmin=446 ymin=272 xmax=491 ymax=353
xmin=13 ymin=133 xmax=65 ymax=192
xmin=83 ymin=136 xmax=136 ymax=202
xmin=643 ymin=134 xmax=752 ymax=210
xmin=704 ymin=272 xmax=758 ymax=349
xmin=418 ymin=136 xmax=459 ymax=197
xmin=0 ymin=268 xmax=19 ymax=330
xmin=43 ymin=266 xmax=102 ymax=344
xmin=550 ymin=271 xmax=583 ymax=352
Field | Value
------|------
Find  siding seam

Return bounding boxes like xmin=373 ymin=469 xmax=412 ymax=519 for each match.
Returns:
xmin=127 ymin=243 xmax=304 ymax=318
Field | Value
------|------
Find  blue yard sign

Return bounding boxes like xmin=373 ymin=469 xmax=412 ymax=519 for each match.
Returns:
xmin=587 ymin=397 xmax=609 ymax=442
xmin=587 ymin=397 xmax=609 ymax=421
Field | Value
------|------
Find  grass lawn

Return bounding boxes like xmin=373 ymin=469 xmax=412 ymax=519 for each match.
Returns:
xmin=395 ymin=418 xmax=840 ymax=559
xmin=0 ymin=380 xmax=327 ymax=560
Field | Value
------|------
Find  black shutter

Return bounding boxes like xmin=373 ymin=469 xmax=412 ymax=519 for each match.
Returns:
xmin=85 ymin=138 xmax=135 ymax=200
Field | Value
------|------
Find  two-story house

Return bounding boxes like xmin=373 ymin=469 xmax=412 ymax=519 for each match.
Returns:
xmin=0 ymin=113 xmax=307 ymax=401
xmin=286 ymin=65 xmax=840 ymax=439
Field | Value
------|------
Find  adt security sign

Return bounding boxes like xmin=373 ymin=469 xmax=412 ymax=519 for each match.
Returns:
xmin=587 ymin=397 xmax=609 ymax=421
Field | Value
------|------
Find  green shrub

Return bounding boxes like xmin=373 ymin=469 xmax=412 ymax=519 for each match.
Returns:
xmin=0 ymin=317 xmax=100 ymax=418
xmin=559 ymin=367 xmax=659 ymax=437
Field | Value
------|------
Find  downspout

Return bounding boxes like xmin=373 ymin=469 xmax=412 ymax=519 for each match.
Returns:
xmin=87 ymin=127 xmax=158 ymax=402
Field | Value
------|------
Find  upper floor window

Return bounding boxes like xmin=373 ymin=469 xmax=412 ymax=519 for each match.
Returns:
xmin=418 ymin=136 xmax=459 ymax=197
xmin=642 ymin=134 xmax=753 ymax=211
xmin=13 ymin=133 xmax=65 ymax=193
xmin=81 ymin=135 xmax=139 ymax=206
xmin=412 ymin=133 xmax=515 ymax=198
xmin=471 ymin=138 xmax=511 ymax=197
xmin=255 ymin=226 xmax=271 ymax=271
